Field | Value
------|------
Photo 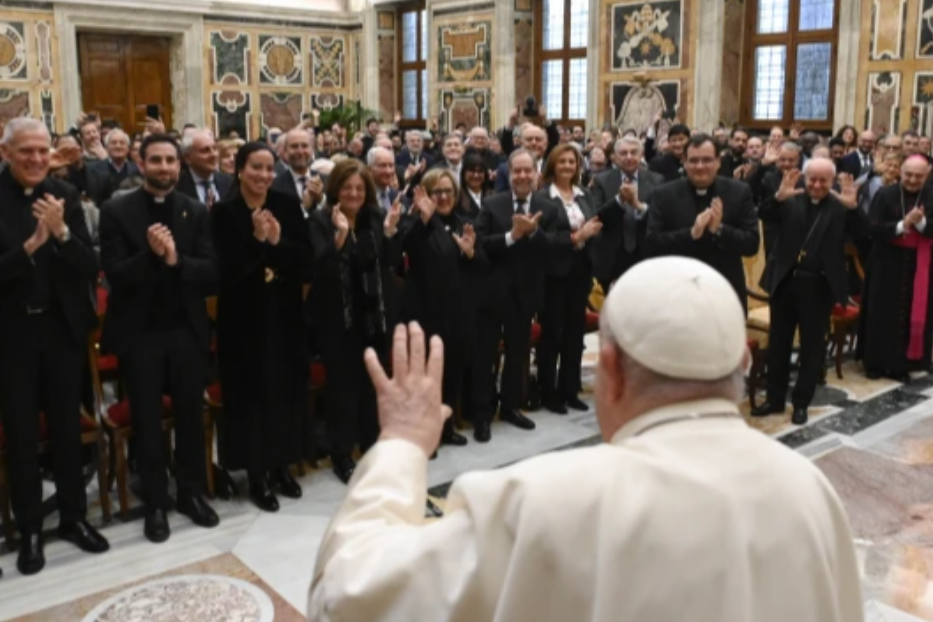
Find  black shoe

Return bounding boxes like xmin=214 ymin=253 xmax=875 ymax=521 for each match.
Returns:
xmin=791 ymin=407 xmax=808 ymax=425
xmin=501 ymin=409 xmax=536 ymax=430
xmin=249 ymin=477 xmax=280 ymax=513
xmin=272 ymin=467 xmax=302 ymax=499
xmin=177 ymin=494 xmax=220 ymax=528
xmin=16 ymin=532 xmax=45 ymax=575
xmin=332 ymin=455 xmax=356 ymax=485
xmin=542 ymin=397 xmax=568 ymax=415
xmin=565 ymin=396 xmax=589 ymax=412
xmin=144 ymin=508 xmax=170 ymax=544
xmin=473 ymin=421 xmax=491 ymax=443
xmin=58 ymin=519 xmax=109 ymax=554
xmin=751 ymin=402 xmax=784 ymax=417
xmin=441 ymin=429 xmax=468 ymax=446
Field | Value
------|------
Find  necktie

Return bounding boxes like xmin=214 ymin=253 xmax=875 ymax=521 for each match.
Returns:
xmin=515 ymin=198 xmax=527 ymax=215
xmin=380 ymin=191 xmax=391 ymax=211
xmin=622 ymin=175 xmax=637 ymax=253
xmin=299 ymin=176 xmax=308 ymax=196
xmin=201 ymin=179 xmax=215 ymax=208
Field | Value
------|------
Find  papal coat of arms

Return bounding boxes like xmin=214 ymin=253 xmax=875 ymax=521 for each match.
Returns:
xmin=612 ymin=2 xmax=682 ymax=70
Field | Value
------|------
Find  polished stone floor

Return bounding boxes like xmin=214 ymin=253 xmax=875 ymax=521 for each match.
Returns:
xmin=3 ymin=340 xmax=933 ymax=621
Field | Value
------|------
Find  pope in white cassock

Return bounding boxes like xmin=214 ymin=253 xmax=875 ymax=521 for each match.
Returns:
xmin=308 ymin=256 xmax=863 ymax=622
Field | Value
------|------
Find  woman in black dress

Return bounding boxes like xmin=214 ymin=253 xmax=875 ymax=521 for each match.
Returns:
xmin=534 ymin=144 xmax=602 ymax=415
xmin=210 ymin=141 xmax=312 ymax=512
xmin=458 ymin=151 xmax=491 ymax=222
xmin=399 ymin=169 xmax=488 ymax=447
xmin=306 ymin=159 xmax=401 ymax=483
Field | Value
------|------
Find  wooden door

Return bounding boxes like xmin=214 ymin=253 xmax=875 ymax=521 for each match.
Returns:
xmin=78 ymin=33 xmax=173 ymax=135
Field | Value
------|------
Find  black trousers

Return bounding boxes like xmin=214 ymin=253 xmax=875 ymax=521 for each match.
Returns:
xmin=120 ymin=327 xmax=208 ymax=508
xmin=766 ymin=271 xmax=833 ymax=409
xmin=319 ymin=329 xmax=381 ymax=458
xmin=0 ymin=308 xmax=86 ymax=532
xmin=538 ymin=258 xmax=591 ymax=400
xmin=474 ymin=295 xmax=532 ymax=421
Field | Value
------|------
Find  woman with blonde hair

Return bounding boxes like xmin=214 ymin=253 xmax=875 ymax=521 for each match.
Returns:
xmin=217 ymin=138 xmax=244 ymax=175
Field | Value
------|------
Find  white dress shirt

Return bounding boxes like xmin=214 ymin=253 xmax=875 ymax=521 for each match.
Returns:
xmin=549 ymin=183 xmax=585 ymax=231
xmin=190 ymin=170 xmax=218 ymax=205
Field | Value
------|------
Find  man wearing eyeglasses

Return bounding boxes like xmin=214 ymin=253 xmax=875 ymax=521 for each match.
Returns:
xmin=645 ymin=134 xmax=759 ymax=315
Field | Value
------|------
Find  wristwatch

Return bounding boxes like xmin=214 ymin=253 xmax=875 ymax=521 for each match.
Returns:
xmin=58 ymin=225 xmax=71 ymax=243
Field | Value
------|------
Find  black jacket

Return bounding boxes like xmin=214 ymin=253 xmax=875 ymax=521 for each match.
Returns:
xmin=532 ymin=186 xmax=597 ymax=278
xmin=175 ymin=168 xmax=235 ymax=205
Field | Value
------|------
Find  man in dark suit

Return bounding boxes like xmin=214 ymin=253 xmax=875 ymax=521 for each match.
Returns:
xmin=474 ymin=149 xmax=556 ymax=442
xmin=838 ymin=130 xmax=876 ymax=179
xmin=99 ymin=134 xmax=220 ymax=544
xmin=718 ymin=127 xmax=749 ymax=179
xmin=430 ymin=134 xmax=464 ymax=181
xmin=272 ymin=127 xmax=324 ymax=217
xmin=0 ymin=118 xmax=109 ymax=576
xmin=175 ymin=130 xmax=234 ymax=208
xmin=752 ymin=160 xmax=866 ymax=424
xmin=395 ymin=131 xmax=434 ymax=170
xmin=645 ymin=134 xmax=760 ymax=314
xmin=85 ymin=129 xmax=140 ymax=206
xmin=494 ymin=123 xmax=555 ymax=193
xmin=367 ymin=146 xmax=402 ymax=210
xmin=648 ymin=123 xmax=690 ymax=182
xmin=591 ymin=136 xmax=664 ymax=293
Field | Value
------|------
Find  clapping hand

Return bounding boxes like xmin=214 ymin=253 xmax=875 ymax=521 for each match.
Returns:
xmin=264 ymin=211 xmax=282 ymax=246
xmin=365 ymin=322 xmax=450 ymax=457
xmin=904 ymin=207 xmax=925 ymax=230
xmin=691 ymin=209 xmax=712 ymax=240
xmin=452 ymin=223 xmax=476 ymax=258
xmin=385 ymin=195 xmax=403 ymax=233
xmin=619 ymin=180 xmax=638 ymax=206
xmin=412 ymin=186 xmax=436 ymax=223
xmin=776 ymin=169 xmax=805 ymax=202
xmin=303 ymin=175 xmax=324 ymax=210
xmin=252 ymin=208 xmax=270 ymax=242
xmin=511 ymin=211 xmax=541 ymax=240
xmin=23 ymin=219 xmax=50 ymax=256
xmin=576 ymin=216 xmax=603 ymax=244
xmin=148 ymin=224 xmax=177 ymax=265
xmin=147 ymin=224 xmax=167 ymax=256
xmin=831 ymin=173 xmax=858 ymax=209
xmin=32 ymin=194 xmax=67 ymax=240
xmin=331 ymin=202 xmax=349 ymax=233
xmin=789 ymin=122 xmax=803 ymax=139
xmin=707 ymin=197 xmax=724 ymax=233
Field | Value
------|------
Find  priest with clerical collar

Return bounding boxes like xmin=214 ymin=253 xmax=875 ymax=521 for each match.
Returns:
xmin=861 ymin=155 xmax=933 ymax=381
xmin=308 ymin=256 xmax=863 ymax=622
xmin=753 ymin=158 xmax=866 ymax=424
xmin=644 ymin=133 xmax=759 ymax=314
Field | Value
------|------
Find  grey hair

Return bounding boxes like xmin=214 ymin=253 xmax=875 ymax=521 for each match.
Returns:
xmin=469 ymin=126 xmax=489 ymax=139
xmin=104 ymin=129 xmax=129 ymax=147
xmin=614 ymin=136 xmax=643 ymax=155
xmin=803 ymin=157 xmax=836 ymax=177
xmin=779 ymin=141 xmax=801 ymax=154
xmin=366 ymin=146 xmax=393 ymax=167
xmin=508 ymin=147 xmax=537 ymax=171
xmin=1 ymin=117 xmax=48 ymax=146
xmin=180 ymin=130 xmax=213 ymax=155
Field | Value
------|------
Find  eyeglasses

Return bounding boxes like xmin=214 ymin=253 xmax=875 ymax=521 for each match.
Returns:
xmin=430 ymin=189 xmax=455 ymax=197
xmin=466 ymin=168 xmax=486 ymax=175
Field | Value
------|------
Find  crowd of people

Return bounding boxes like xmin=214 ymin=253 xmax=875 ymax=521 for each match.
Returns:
xmin=0 ymin=103 xmax=931 ymax=580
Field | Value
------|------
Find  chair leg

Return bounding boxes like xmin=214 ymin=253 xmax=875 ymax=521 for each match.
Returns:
xmin=95 ymin=433 xmax=112 ymax=523
xmin=115 ymin=430 xmax=130 ymax=521
xmin=835 ymin=328 xmax=845 ymax=380
xmin=0 ymin=458 xmax=16 ymax=551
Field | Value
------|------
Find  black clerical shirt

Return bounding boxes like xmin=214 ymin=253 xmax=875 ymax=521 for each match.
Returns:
xmin=0 ymin=169 xmax=54 ymax=309
xmin=797 ymin=198 xmax=826 ymax=274
xmin=143 ymin=191 xmax=186 ymax=331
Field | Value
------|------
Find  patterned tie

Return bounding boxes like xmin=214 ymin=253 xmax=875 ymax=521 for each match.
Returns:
xmin=515 ymin=198 xmax=527 ymax=215
xmin=201 ymin=179 xmax=215 ymax=208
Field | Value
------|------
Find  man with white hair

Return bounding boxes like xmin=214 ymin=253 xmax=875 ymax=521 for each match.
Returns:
xmin=464 ymin=126 xmax=501 ymax=172
xmin=753 ymin=158 xmax=866 ymax=423
xmin=176 ymin=130 xmax=233 ymax=207
xmin=0 ymin=118 xmax=108 ymax=576
xmin=308 ymin=256 xmax=863 ymax=622
xmin=86 ymin=128 xmax=139 ymax=206
xmin=367 ymin=146 xmax=400 ymax=211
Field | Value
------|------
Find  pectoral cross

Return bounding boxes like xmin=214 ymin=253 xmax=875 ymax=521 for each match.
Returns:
xmin=797 ymin=249 xmax=807 ymax=263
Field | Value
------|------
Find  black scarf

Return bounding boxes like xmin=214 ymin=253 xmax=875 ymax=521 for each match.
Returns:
xmin=337 ymin=212 xmax=386 ymax=340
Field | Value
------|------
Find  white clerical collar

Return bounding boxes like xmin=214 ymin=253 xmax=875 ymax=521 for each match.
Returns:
xmin=154 ymin=196 xmax=165 ymax=204
xmin=23 ymin=187 xmax=34 ymax=196
xmin=811 ymin=199 xmax=820 ymax=205
xmin=610 ymin=398 xmax=742 ymax=445
xmin=695 ymin=188 xmax=708 ymax=196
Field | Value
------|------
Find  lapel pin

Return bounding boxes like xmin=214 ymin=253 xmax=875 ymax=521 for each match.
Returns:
xmin=183 ymin=211 xmax=188 ymax=219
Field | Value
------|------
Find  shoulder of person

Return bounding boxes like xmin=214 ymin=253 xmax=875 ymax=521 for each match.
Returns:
xmin=44 ymin=175 xmax=80 ymax=202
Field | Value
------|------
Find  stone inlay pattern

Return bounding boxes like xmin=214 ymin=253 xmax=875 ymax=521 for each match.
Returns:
xmin=0 ymin=21 xmax=27 ymax=81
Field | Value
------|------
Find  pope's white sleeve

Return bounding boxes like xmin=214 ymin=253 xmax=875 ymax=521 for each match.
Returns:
xmin=308 ymin=439 xmax=504 ymax=622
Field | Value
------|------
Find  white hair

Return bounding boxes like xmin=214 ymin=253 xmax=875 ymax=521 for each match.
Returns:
xmin=803 ymin=157 xmax=836 ymax=177
xmin=1 ymin=117 xmax=48 ymax=146
xmin=508 ymin=147 xmax=536 ymax=171
xmin=180 ymin=130 xmax=213 ymax=155
xmin=469 ymin=126 xmax=489 ymax=139
xmin=366 ymin=146 xmax=394 ymax=167
xmin=614 ymin=136 xmax=643 ymax=155
xmin=104 ymin=129 xmax=129 ymax=147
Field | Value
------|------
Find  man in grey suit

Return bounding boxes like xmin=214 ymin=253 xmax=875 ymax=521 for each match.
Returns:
xmin=590 ymin=136 xmax=664 ymax=293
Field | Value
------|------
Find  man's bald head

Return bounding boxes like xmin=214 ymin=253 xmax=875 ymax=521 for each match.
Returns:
xmin=520 ymin=124 xmax=547 ymax=159
xmin=284 ymin=128 xmax=313 ymax=173
xmin=803 ymin=157 xmax=836 ymax=201
xmin=857 ymin=130 xmax=875 ymax=155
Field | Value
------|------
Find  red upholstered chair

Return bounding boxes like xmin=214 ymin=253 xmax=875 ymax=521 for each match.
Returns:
xmin=825 ymin=245 xmax=865 ymax=380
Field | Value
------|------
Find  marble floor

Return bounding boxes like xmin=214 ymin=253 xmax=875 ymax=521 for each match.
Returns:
xmin=4 ymin=340 xmax=933 ymax=621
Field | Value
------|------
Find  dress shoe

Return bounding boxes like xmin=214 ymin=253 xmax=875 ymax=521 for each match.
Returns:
xmin=501 ymin=409 xmax=536 ymax=430
xmin=791 ymin=407 xmax=808 ymax=425
xmin=16 ymin=532 xmax=45 ymax=575
xmin=473 ymin=421 xmax=491 ymax=443
xmin=58 ymin=519 xmax=109 ymax=554
xmin=542 ymin=396 xmax=568 ymax=415
xmin=441 ymin=428 xmax=468 ymax=446
xmin=249 ymin=477 xmax=280 ymax=513
xmin=177 ymin=494 xmax=220 ymax=528
xmin=751 ymin=402 xmax=785 ymax=417
xmin=272 ymin=467 xmax=302 ymax=499
xmin=332 ymin=455 xmax=356 ymax=485
xmin=145 ymin=508 xmax=170 ymax=543
xmin=565 ymin=396 xmax=589 ymax=412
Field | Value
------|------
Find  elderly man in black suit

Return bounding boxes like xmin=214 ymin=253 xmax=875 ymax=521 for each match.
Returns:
xmin=0 ymin=118 xmax=109 ymax=576
xmin=591 ymin=136 xmax=664 ymax=293
xmin=272 ymin=127 xmax=324 ymax=217
xmin=176 ymin=130 xmax=234 ymax=208
xmin=474 ymin=149 xmax=556 ymax=442
xmin=100 ymin=134 xmax=220 ymax=544
xmin=85 ymin=128 xmax=139 ymax=206
xmin=645 ymin=134 xmax=760 ymax=314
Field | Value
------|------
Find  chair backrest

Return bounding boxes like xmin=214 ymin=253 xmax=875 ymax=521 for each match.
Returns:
xmin=845 ymin=243 xmax=865 ymax=281
xmin=86 ymin=315 xmax=107 ymax=421
xmin=743 ymin=221 xmax=769 ymax=309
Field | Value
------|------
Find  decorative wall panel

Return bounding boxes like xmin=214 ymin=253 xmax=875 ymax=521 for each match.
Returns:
xmin=610 ymin=81 xmax=680 ymax=133
xmin=438 ymin=87 xmax=489 ymax=132
xmin=377 ymin=34 xmax=395 ymax=117
xmin=865 ymin=72 xmax=901 ymax=133
xmin=719 ymin=0 xmax=744 ymax=125
xmin=514 ymin=17 xmax=534 ymax=102
xmin=35 ymin=20 xmax=52 ymax=83
xmin=870 ymin=0 xmax=907 ymax=60
xmin=611 ymin=0 xmax=683 ymax=70
xmin=0 ymin=22 xmax=28 ymax=81
xmin=310 ymin=92 xmax=343 ymax=111
xmin=258 ymin=35 xmax=302 ymax=86
xmin=309 ymin=35 xmax=345 ymax=88
xmin=912 ymin=72 xmax=933 ymax=136
xmin=40 ymin=88 xmax=53 ymax=129
xmin=0 ymin=10 xmax=61 ymax=131
xmin=209 ymin=31 xmax=250 ymax=86
xmin=211 ymin=90 xmax=252 ymax=139
xmin=0 ymin=88 xmax=29 ymax=121
xmin=920 ymin=0 xmax=933 ymax=57
xmin=437 ymin=22 xmax=491 ymax=83
xmin=259 ymin=91 xmax=302 ymax=133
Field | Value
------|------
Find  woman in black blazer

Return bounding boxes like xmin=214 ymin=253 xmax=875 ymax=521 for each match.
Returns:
xmin=458 ymin=151 xmax=491 ymax=223
xmin=211 ymin=142 xmax=312 ymax=511
xmin=534 ymin=144 xmax=602 ymax=415
xmin=306 ymin=159 xmax=402 ymax=483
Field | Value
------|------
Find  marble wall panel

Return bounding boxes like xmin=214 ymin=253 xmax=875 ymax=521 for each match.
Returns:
xmin=259 ymin=91 xmax=302 ymax=133
xmin=0 ymin=88 xmax=29 ymax=125
xmin=438 ymin=87 xmax=489 ymax=132
xmin=719 ymin=0 xmax=744 ymax=126
xmin=0 ymin=21 xmax=28 ymax=81
xmin=610 ymin=80 xmax=680 ymax=133
xmin=436 ymin=22 xmax=491 ymax=83
xmin=377 ymin=11 xmax=395 ymax=30
xmin=34 ymin=20 xmax=52 ymax=84
xmin=40 ymin=88 xmax=53 ymax=129
xmin=310 ymin=92 xmax=343 ymax=111
xmin=514 ymin=17 xmax=534 ymax=102
xmin=870 ymin=0 xmax=908 ymax=60
xmin=912 ymin=72 xmax=933 ymax=136
xmin=309 ymin=35 xmax=345 ymax=89
xmin=611 ymin=0 xmax=683 ymax=71
xmin=919 ymin=0 xmax=933 ymax=58
xmin=866 ymin=72 xmax=902 ymax=133
xmin=258 ymin=34 xmax=303 ymax=86
xmin=0 ymin=11 xmax=60 ymax=131
xmin=209 ymin=31 xmax=250 ymax=86
xmin=211 ymin=90 xmax=252 ymax=139
xmin=378 ymin=34 xmax=395 ymax=118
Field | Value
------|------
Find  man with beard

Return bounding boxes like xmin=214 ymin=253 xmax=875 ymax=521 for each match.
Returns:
xmin=648 ymin=124 xmax=690 ymax=183
xmin=272 ymin=127 xmax=324 ymax=217
xmin=718 ymin=127 xmax=749 ymax=179
xmin=645 ymin=134 xmax=759 ymax=313
xmin=839 ymin=130 xmax=875 ymax=179
xmin=752 ymin=160 xmax=865 ymax=424
xmin=176 ymin=130 xmax=234 ymax=208
xmin=712 ymin=126 xmax=729 ymax=151
xmin=99 ymin=134 xmax=220 ymax=543
xmin=861 ymin=156 xmax=933 ymax=381
xmin=0 ymin=118 xmax=107 ymax=576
